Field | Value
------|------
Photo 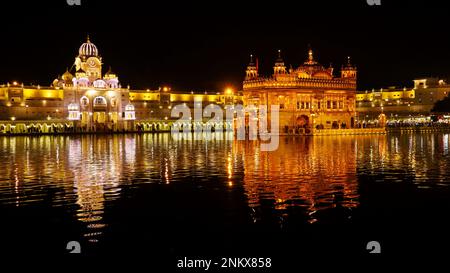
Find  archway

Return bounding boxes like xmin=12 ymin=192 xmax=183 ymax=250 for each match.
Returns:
xmin=296 ymin=115 xmax=309 ymax=128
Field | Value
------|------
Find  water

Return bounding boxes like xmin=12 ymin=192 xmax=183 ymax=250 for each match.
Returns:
xmin=1 ymin=133 xmax=450 ymax=265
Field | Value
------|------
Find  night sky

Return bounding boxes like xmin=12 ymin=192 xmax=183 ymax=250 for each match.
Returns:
xmin=0 ymin=0 xmax=449 ymax=91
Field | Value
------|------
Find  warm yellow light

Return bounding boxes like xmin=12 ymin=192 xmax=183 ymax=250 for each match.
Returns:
xmin=225 ymin=88 xmax=233 ymax=95
xmin=87 ymin=90 xmax=97 ymax=96
xmin=13 ymin=81 xmax=17 ymax=85
xmin=10 ymin=117 xmax=15 ymax=121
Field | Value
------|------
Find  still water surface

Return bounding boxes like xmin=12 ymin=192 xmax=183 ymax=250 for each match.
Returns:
xmin=1 ymin=133 xmax=450 ymax=261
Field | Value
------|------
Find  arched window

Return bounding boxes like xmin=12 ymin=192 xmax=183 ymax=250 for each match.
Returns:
xmin=80 ymin=96 xmax=89 ymax=107
xmin=93 ymin=96 xmax=107 ymax=106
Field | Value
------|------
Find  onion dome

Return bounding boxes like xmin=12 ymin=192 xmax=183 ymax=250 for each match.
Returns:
xmin=62 ymin=68 xmax=74 ymax=82
xmin=78 ymin=35 xmax=98 ymax=57
xmin=52 ymin=78 xmax=60 ymax=87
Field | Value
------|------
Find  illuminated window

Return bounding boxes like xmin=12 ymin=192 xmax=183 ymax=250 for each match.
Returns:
xmin=80 ymin=96 xmax=89 ymax=107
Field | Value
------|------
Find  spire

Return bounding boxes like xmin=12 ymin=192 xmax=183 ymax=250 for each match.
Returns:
xmin=86 ymin=34 xmax=90 ymax=43
xmin=249 ymin=54 xmax=255 ymax=65
xmin=245 ymin=54 xmax=258 ymax=80
xmin=342 ymin=56 xmax=355 ymax=69
xmin=304 ymin=45 xmax=317 ymax=65
xmin=275 ymin=49 xmax=284 ymax=63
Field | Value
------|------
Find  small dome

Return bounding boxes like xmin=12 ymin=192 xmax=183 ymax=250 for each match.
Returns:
xmin=79 ymin=36 xmax=98 ymax=57
xmin=62 ymin=69 xmax=74 ymax=82
xmin=125 ymin=103 xmax=135 ymax=111
xmin=68 ymin=103 xmax=80 ymax=111
xmin=52 ymin=78 xmax=60 ymax=86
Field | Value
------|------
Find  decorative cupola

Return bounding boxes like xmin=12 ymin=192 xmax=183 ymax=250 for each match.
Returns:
xmin=273 ymin=49 xmax=287 ymax=75
xmin=341 ymin=56 xmax=357 ymax=80
xmin=245 ymin=54 xmax=258 ymax=80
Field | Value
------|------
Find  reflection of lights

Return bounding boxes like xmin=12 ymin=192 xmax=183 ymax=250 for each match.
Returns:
xmin=227 ymin=154 xmax=232 ymax=179
xmin=164 ymin=157 xmax=170 ymax=184
xmin=10 ymin=116 xmax=15 ymax=121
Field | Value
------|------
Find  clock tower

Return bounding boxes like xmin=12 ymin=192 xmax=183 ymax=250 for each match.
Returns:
xmin=75 ymin=36 xmax=103 ymax=82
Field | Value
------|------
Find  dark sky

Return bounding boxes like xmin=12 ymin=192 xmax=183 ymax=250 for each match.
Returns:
xmin=0 ymin=0 xmax=449 ymax=91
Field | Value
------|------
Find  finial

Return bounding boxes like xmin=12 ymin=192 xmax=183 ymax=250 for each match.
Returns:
xmin=278 ymin=49 xmax=281 ymax=58
xmin=86 ymin=34 xmax=90 ymax=43
xmin=250 ymin=54 xmax=254 ymax=63
xmin=308 ymin=47 xmax=314 ymax=62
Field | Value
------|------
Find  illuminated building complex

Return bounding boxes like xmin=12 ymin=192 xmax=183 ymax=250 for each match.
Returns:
xmin=356 ymin=78 xmax=450 ymax=121
xmin=243 ymin=48 xmax=357 ymax=132
xmin=0 ymin=37 xmax=241 ymax=133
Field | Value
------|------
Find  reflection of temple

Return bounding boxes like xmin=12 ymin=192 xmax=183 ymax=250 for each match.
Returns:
xmin=235 ymin=137 xmax=359 ymax=223
xmin=68 ymin=136 xmax=126 ymax=243
xmin=243 ymin=48 xmax=357 ymax=132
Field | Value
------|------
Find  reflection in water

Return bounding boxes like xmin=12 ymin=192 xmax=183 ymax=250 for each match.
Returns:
xmin=235 ymin=137 xmax=360 ymax=224
xmin=356 ymin=133 xmax=450 ymax=188
xmin=1 ymin=133 xmax=450 ymax=248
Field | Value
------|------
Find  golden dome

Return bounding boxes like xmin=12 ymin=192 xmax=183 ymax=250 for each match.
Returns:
xmin=62 ymin=69 xmax=74 ymax=82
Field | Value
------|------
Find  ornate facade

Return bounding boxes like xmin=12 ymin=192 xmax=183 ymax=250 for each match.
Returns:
xmin=0 ymin=37 xmax=242 ymax=133
xmin=243 ymin=48 xmax=357 ymax=132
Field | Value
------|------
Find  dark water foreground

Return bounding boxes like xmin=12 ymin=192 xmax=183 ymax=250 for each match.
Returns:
xmin=1 ymin=133 xmax=450 ymax=268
